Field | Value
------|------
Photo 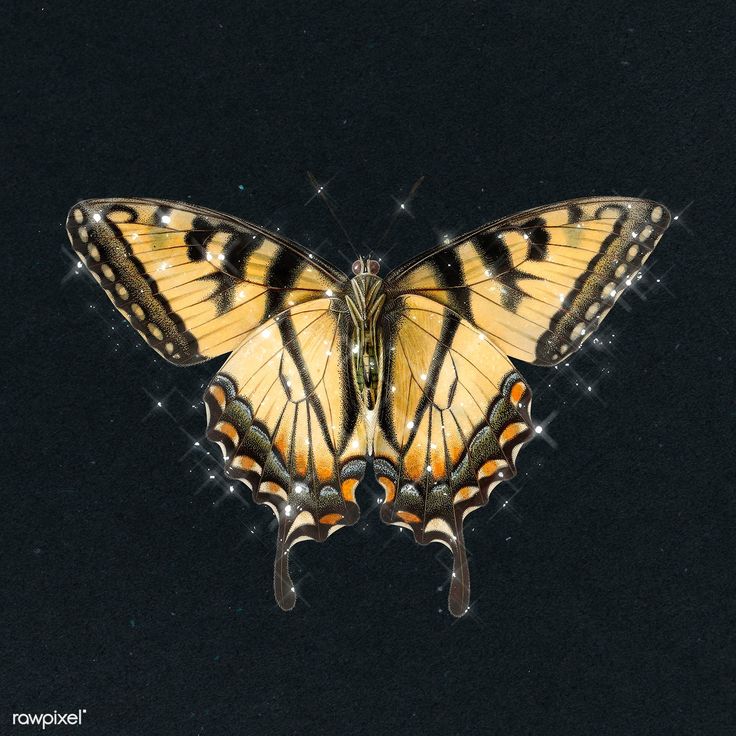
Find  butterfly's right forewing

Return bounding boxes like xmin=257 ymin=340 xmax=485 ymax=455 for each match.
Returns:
xmin=386 ymin=197 xmax=670 ymax=365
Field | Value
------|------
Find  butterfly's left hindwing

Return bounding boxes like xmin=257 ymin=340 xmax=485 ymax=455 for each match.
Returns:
xmin=203 ymin=298 xmax=366 ymax=609
xmin=67 ymin=199 xmax=345 ymax=365
xmin=374 ymin=295 xmax=534 ymax=616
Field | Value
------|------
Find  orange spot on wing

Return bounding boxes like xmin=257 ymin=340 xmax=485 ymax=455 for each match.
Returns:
xmin=273 ymin=433 xmax=288 ymax=458
xmin=445 ymin=435 xmax=464 ymax=465
xmin=402 ymin=452 xmax=425 ymax=481
xmin=214 ymin=421 xmax=239 ymax=445
xmin=319 ymin=513 xmax=344 ymax=525
xmin=431 ymin=458 xmax=447 ymax=477
xmin=294 ymin=450 xmax=308 ymax=477
xmin=379 ymin=477 xmax=396 ymax=503
xmin=209 ymin=384 xmax=226 ymax=410
xmin=259 ymin=481 xmax=286 ymax=498
xmin=315 ymin=457 xmax=335 ymax=483
xmin=396 ymin=511 xmax=422 ymax=524
xmin=478 ymin=459 xmax=506 ymax=479
xmin=454 ymin=486 xmax=478 ymax=502
xmin=500 ymin=422 xmax=527 ymax=446
xmin=232 ymin=455 xmax=261 ymax=473
xmin=510 ymin=381 xmax=526 ymax=404
xmin=341 ymin=478 xmax=359 ymax=502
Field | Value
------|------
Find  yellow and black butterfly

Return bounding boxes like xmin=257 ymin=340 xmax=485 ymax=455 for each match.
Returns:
xmin=67 ymin=196 xmax=669 ymax=616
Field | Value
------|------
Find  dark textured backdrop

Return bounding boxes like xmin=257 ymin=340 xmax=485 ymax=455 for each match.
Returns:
xmin=4 ymin=2 xmax=734 ymax=734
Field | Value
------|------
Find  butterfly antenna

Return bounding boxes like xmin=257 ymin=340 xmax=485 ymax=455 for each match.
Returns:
xmin=306 ymin=172 xmax=360 ymax=260
xmin=370 ymin=175 xmax=426 ymax=260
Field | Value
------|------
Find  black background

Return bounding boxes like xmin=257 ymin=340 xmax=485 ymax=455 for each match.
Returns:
xmin=4 ymin=2 xmax=734 ymax=734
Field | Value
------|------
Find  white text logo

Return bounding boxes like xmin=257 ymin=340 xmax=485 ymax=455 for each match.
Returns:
xmin=12 ymin=710 xmax=86 ymax=730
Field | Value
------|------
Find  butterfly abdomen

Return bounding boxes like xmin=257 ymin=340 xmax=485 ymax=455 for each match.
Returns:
xmin=345 ymin=274 xmax=386 ymax=410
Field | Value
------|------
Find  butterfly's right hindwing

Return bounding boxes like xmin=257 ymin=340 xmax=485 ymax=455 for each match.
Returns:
xmin=374 ymin=295 xmax=534 ymax=616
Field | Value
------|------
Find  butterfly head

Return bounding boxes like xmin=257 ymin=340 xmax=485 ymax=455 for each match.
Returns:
xmin=351 ymin=257 xmax=381 ymax=276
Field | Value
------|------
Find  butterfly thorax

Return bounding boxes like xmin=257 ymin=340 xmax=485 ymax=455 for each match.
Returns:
xmin=345 ymin=273 xmax=386 ymax=411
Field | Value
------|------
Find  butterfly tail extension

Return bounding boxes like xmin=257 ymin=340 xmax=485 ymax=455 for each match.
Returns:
xmin=448 ymin=522 xmax=470 ymax=618
xmin=275 ymin=517 xmax=297 ymax=611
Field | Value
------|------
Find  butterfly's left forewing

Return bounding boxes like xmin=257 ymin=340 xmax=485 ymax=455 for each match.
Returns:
xmin=67 ymin=198 xmax=344 ymax=364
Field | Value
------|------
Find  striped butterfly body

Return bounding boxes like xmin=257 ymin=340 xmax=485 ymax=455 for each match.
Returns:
xmin=67 ymin=196 xmax=670 ymax=616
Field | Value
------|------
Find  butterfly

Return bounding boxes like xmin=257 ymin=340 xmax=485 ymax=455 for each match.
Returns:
xmin=67 ymin=195 xmax=670 ymax=616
